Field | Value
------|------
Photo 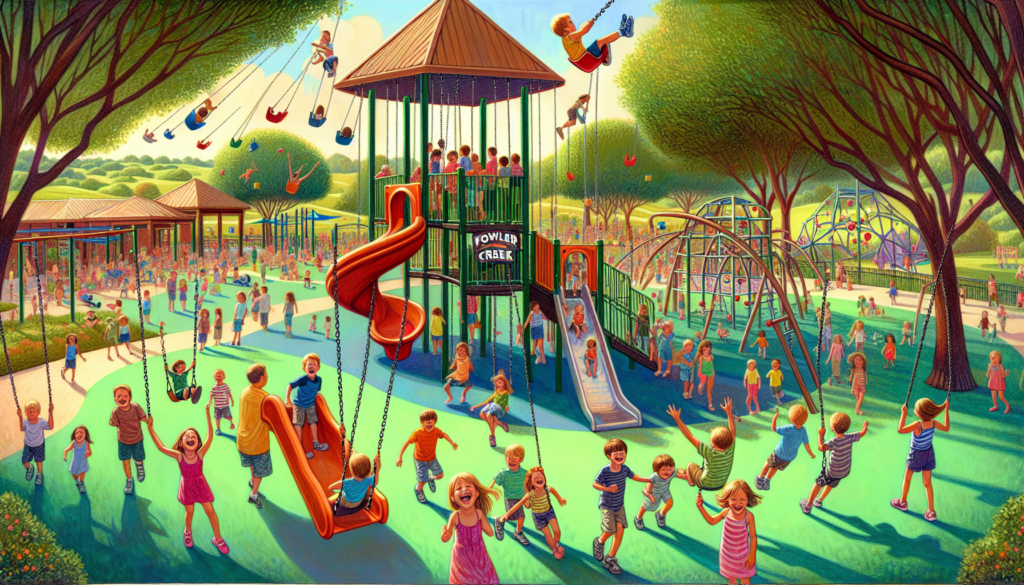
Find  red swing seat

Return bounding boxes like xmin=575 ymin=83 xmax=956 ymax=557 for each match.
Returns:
xmin=266 ymin=107 xmax=288 ymax=123
xmin=196 ymin=140 xmax=212 ymax=150
xmin=568 ymin=43 xmax=611 ymax=73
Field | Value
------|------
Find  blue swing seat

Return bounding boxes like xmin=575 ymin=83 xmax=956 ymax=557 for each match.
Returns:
xmin=184 ymin=110 xmax=206 ymax=131
xmin=163 ymin=129 xmax=175 ymax=140
xmin=308 ymin=113 xmax=327 ymax=128
xmin=335 ymin=131 xmax=353 ymax=146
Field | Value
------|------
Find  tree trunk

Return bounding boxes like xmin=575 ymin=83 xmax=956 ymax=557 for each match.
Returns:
xmin=778 ymin=203 xmax=793 ymax=243
xmin=920 ymin=229 xmax=977 ymax=392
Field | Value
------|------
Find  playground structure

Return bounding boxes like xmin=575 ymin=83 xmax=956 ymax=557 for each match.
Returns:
xmin=796 ymin=183 xmax=928 ymax=274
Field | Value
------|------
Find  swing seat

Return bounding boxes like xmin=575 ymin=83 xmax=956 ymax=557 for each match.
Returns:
xmin=335 ymin=132 xmax=353 ymax=146
xmin=229 ymin=138 xmax=243 ymax=149
xmin=184 ymin=110 xmax=206 ymax=131
xmin=166 ymin=385 xmax=182 ymax=403
xmin=308 ymin=113 xmax=327 ymax=128
xmin=568 ymin=43 xmax=611 ymax=74
xmin=577 ymin=109 xmax=587 ymax=124
xmin=624 ymin=155 xmax=637 ymax=167
xmin=163 ymin=129 xmax=175 ymax=140
xmin=266 ymin=107 xmax=288 ymax=123
xmin=249 ymin=141 xmax=260 ymax=153
xmin=142 ymin=134 xmax=157 ymax=144
xmin=196 ymin=140 xmax=212 ymax=150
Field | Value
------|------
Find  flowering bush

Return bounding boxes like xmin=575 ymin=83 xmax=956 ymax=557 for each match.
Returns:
xmin=0 ymin=492 xmax=86 ymax=584
xmin=960 ymin=492 xmax=1024 ymax=583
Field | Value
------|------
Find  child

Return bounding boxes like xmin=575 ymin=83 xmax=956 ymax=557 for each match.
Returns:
xmin=755 ymin=405 xmax=813 ymax=490
xmin=238 ymin=364 xmax=272 ymax=508
xmin=556 ymin=95 xmax=589 ymax=140
xmin=286 ymin=353 xmax=328 ymax=459
xmin=667 ymin=399 xmax=736 ymax=491
xmin=208 ymin=369 xmax=234 ymax=434
xmin=441 ymin=473 xmax=499 ymax=585
xmin=960 ymin=286 xmax=968 ymax=305
xmin=827 ymin=334 xmax=845 ymax=386
xmin=329 ymin=452 xmax=381 ymax=515
xmin=847 ymin=352 xmax=867 ymax=416
xmin=857 ymin=295 xmax=867 ymax=317
xmin=166 ymin=359 xmax=202 ymax=404
xmin=490 ymin=444 xmax=530 ymax=546
xmin=497 ymin=156 xmax=511 ymax=177
xmin=146 ymin=404 xmax=230 ymax=554
xmin=178 ymin=278 xmax=188 ymax=312
xmin=900 ymin=322 xmax=913 ymax=345
xmin=283 ymin=292 xmax=298 ymax=338
xmin=889 ymin=281 xmax=898 ymax=305
xmin=213 ymin=307 xmax=223 ymax=346
xmin=443 ymin=341 xmax=474 ymax=404
xmin=674 ymin=339 xmax=697 ymax=399
xmin=501 ymin=467 xmax=567 ymax=559
xmin=60 ymin=334 xmax=86 ymax=383
xmin=716 ymin=322 xmax=731 ymax=342
xmin=743 ymin=359 xmax=762 ymax=416
xmin=430 ymin=306 xmax=446 ymax=355
xmin=18 ymin=399 xmax=54 ymax=486
xmin=695 ymin=340 xmax=717 ymax=411
xmin=749 ymin=330 xmax=768 ymax=360
xmin=767 ymin=359 xmax=784 ymax=405
xmin=882 ymin=333 xmax=896 ymax=369
xmin=324 ymin=315 xmax=332 ymax=340
xmin=471 ymin=370 xmax=513 ymax=448
xmin=510 ymin=153 xmax=524 ymax=176
xmin=62 ymin=425 xmax=92 ymax=494
xmin=109 ymin=384 xmax=147 ymax=494
xmin=997 ymin=304 xmax=1008 ymax=333
xmin=891 ymin=398 xmax=950 ymax=522
xmin=592 ymin=439 xmax=653 ymax=575
xmin=848 ymin=320 xmax=866 ymax=352
xmin=585 ymin=338 xmax=599 ymax=378
xmin=696 ymin=480 xmax=761 ymax=585
xmin=567 ymin=303 xmax=588 ymax=340
xmin=198 ymin=308 xmax=210 ymax=352
xmin=635 ymin=454 xmax=685 ymax=530
xmin=309 ymin=314 xmax=318 ymax=333
xmin=987 ymin=350 xmax=1010 ymax=413
xmin=800 ymin=412 xmax=868 ymax=513
xmin=524 ymin=301 xmax=546 ymax=364
xmin=655 ymin=320 xmax=674 ymax=377
xmin=117 ymin=314 xmax=133 ymax=356
xmin=231 ymin=292 xmax=248 ymax=346
xmin=396 ymin=409 xmax=458 ymax=503
xmin=310 ymin=30 xmax=338 ymax=78
xmin=868 ymin=297 xmax=879 ymax=316
xmin=142 ymin=290 xmax=152 ymax=324
xmin=304 ymin=269 xmax=312 ymax=289
xmin=258 ymin=286 xmax=272 ymax=332
xmin=979 ymin=310 xmax=991 ymax=339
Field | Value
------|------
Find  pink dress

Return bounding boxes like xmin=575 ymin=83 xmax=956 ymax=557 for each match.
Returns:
xmin=719 ymin=512 xmax=756 ymax=580
xmin=177 ymin=454 xmax=214 ymax=505
xmin=988 ymin=364 xmax=1006 ymax=391
xmin=449 ymin=515 xmax=498 ymax=585
xmin=851 ymin=369 xmax=867 ymax=395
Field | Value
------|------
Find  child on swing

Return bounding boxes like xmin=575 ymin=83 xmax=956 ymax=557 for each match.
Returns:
xmin=470 ymin=370 xmax=513 ymax=448
xmin=800 ymin=411 xmax=868 ymax=513
xmin=696 ymin=479 xmax=761 ymax=585
xmin=166 ymin=359 xmax=202 ymax=404
xmin=666 ymin=399 xmax=736 ymax=492
xmin=891 ymin=397 xmax=950 ymax=522
xmin=444 ymin=341 xmax=475 ymax=404
xmin=311 ymin=30 xmax=338 ymax=78
xmin=329 ymin=452 xmax=381 ymax=516
xmin=500 ymin=466 xmax=568 ymax=559
xmin=754 ymin=405 xmax=813 ymax=491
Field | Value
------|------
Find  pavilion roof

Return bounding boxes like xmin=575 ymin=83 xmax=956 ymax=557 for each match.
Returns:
xmin=84 ymin=196 xmax=193 ymax=221
xmin=155 ymin=179 xmax=251 ymax=212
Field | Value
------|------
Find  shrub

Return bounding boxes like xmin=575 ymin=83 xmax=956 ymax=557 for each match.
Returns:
xmin=155 ymin=155 xmax=171 ymax=164
xmin=110 ymin=176 xmax=135 ymax=184
xmin=0 ymin=492 xmax=87 ymax=584
xmin=98 ymin=183 xmax=133 ymax=197
xmin=78 ymin=178 xmax=104 ymax=191
xmin=134 ymin=182 xmax=162 ymax=199
xmin=122 ymin=154 xmax=140 ymax=163
xmin=157 ymin=168 xmax=192 ymax=181
xmin=139 ymin=155 xmax=154 ymax=165
xmin=99 ymin=162 xmax=123 ymax=172
xmin=58 ymin=168 xmax=86 ymax=181
xmin=86 ymin=168 xmax=106 ymax=177
xmin=989 ymin=211 xmax=1016 ymax=232
xmin=79 ymin=162 xmax=97 ymax=171
xmin=9 ymin=172 xmax=27 ymax=191
xmin=116 ymin=166 xmax=152 ymax=179
xmin=959 ymin=492 xmax=1024 ymax=583
xmin=171 ymin=157 xmax=182 ymax=164
xmin=954 ymin=218 xmax=998 ymax=254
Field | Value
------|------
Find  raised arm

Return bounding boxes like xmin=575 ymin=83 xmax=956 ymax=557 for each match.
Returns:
xmin=770 ymin=409 xmax=779 ymax=432
xmin=896 ymin=404 xmax=916 ymax=433
xmin=859 ymin=420 xmax=869 ymax=436
xmin=666 ymin=404 xmax=701 ymax=449
xmin=723 ymin=398 xmax=736 ymax=438
xmin=298 ymin=161 xmax=321 ymax=182
xmin=935 ymin=401 xmax=951 ymax=432
xmin=817 ymin=427 xmax=829 ymax=452
xmin=145 ymin=415 xmax=181 ymax=460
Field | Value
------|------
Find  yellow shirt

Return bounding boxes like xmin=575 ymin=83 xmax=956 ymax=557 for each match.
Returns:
xmin=237 ymin=385 xmax=270 ymax=455
xmin=562 ymin=35 xmax=585 ymax=61
xmin=430 ymin=315 xmax=444 ymax=336
xmin=767 ymin=370 xmax=783 ymax=386
xmin=453 ymin=355 xmax=471 ymax=380
xmin=744 ymin=369 xmax=760 ymax=385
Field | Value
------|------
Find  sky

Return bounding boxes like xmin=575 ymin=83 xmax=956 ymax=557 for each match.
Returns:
xmin=104 ymin=0 xmax=657 ymax=165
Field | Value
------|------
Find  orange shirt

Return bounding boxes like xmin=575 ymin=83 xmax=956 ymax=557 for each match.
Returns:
xmin=409 ymin=426 xmax=444 ymax=461
xmin=756 ymin=337 xmax=768 ymax=348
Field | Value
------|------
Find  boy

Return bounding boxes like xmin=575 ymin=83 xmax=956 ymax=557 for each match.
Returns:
xmin=666 ymin=399 xmax=736 ymax=491
xmin=165 ymin=358 xmax=202 ymax=403
xmin=490 ymin=443 xmax=531 ymax=546
xmin=767 ymin=359 xmax=785 ymax=406
xmin=396 ymin=409 xmax=458 ymax=503
xmin=19 ymin=399 xmax=54 ymax=485
xmin=109 ymin=385 xmax=147 ymax=494
xmin=286 ymin=353 xmax=328 ymax=459
xmin=524 ymin=301 xmax=547 ymax=364
xmin=801 ymin=412 xmax=868 ymax=513
xmin=755 ymin=405 xmax=814 ymax=491
xmin=61 ymin=334 xmax=86 ymax=383
xmin=635 ymin=454 xmax=685 ymax=530
xmin=258 ymin=285 xmax=272 ymax=331
xmin=208 ymin=369 xmax=235 ymax=435
xmin=238 ymin=363 xmax=273 ymax=508
xmin=556 ymin=94 xmax=591 ymax=140
xmin=592 ymin=438 xmax=652 ymax=575
xmin=142 ymin=290 xmax=152 ymax=324
xmin=484 ymin=146 xmax=499 ymax=175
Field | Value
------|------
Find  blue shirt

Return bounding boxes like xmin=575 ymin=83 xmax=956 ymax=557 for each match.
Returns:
xmin=66 ymin=345 xmax=77 ymax=360
xmin=339 ymin=474 xmax=374 ymax=503
xmin=773 ymin=424 xmax=809 ymax=461
xmin=659 ymin=332 xmax=674 ymax=352
xmin=290 ymin=374 xmax=323 ymax=408
xmin=430 ymin=160 xmax=441 ymax=174
xmin=142 ymin=299 xmax=151 ymax=311
xmin=458 ymin=156 xmax=472 ymax=172
xmin=594 ymin=464 xmax=634 ymax=511
xmin=498 ymin=167 xmax=511 ymax=177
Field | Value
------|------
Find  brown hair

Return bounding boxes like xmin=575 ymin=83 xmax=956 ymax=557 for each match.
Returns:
xmin=551 ymin=13 xmax=572 ymax=36
xmin=171 ymin=359 xmax=187 ymax=372
xmin=69 ymin=425 xmax=93 ymax=444
xmin=419 ymin=409 xmax=438 ymax=423
xmin=511 ymin=153 xmax=520 ymax=164
xmin=830 ymin=411 xmax=851 ymax=434
xmin=788 ymin=405 xmax=808 ymax=426
xmin=652 ymin=454 xmax=675 ymax=472
xmin=447 ymin=472 xmax=499 ymax=515
xmin=914 ymin=398 xmax=946 ymax=421
xmin=246 ymin=363 xmax=267 ymax=384
xmin=603 ymin=438 xmax=627 ymax=457
xmin=341 ymin=127 xmax=353 ymax=137
xmin=171 ymin=427 xmax=203 ymax=455
xmin=710 ymin=426 xmax=734 ymax=451
xmin=349 ymin=453 xmax=372 ymax=479
xmin=715 ymin=479 xmax=762 ymax=508
xmin=459 ymin=144 xmax=471 ymax=156
xmin=499 ymin=156 xmax=509 ymax=166
xmin=487 ymin=146 xmax=497 ymax=156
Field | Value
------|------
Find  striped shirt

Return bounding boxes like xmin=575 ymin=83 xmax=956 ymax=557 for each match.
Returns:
xmin=211 ymin=383 xmax=231 ymax=408
xmin=647 ymin=472 xmax=674 ymax=501
xmin=910 ymin=424 xmax=934 ymax=450
xmin=696 ymin=442 xmax=734 ymax=490
xmin=531 ymin=311 xmax=543 ymax=329
xmin=529 ymin=487 xmax=553 ymax=514
xmin=595 ymin=464 xmax=634 ymax=511
xmin=824 ymin=432 xmax=861 ymax=478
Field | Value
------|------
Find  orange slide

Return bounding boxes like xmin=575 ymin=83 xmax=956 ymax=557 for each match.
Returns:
xmin=327 ymin=183 xmax=426 ymax=361
xmin=261 ymin=393 xmax=388 ymax=539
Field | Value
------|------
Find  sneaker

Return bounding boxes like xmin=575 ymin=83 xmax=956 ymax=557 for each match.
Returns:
xmin=183 ymin=530 xmax=193 ymax=548
xmin=655 ymin=511 xmax=666 ymax=528
xmin=34 ymin=473 xmax=43 ymax=486
xmin=762 ymin=477 xmax=771 ymax=491
xmin=24 ymin=466 xmax=34 ymax=482
xmin=555 ymin=127 xmax=564 ymax=140
xmin=77 ymin=480 xmax=85 ymax=495
xmin=633 ymin=516 xmax=645 ymax=530
xmin=248 ymin=493 xmax=263 ymax=509
xmin=619 ymin=15 xmax=634 ymax=38
xmin=125 ymin=477 xmax=134 ymax=495
xmin=890 ymin=498 xmax=908 ymax=512
xmin=602 ymin=556 xmax=622 ymax=575
xmin=415 ymin=487 xmax=427 ymax=504
xmin=216 ymin=429 xmax=222 ymax=436
xmin=61 ymin=367 xmax=66 ymax=379
xmin=191 ymin=386 xmax=203 ymax=404
xmin=494 ymin=518 xmax=505 ymax=540
xmin=497 ymin=420 xmax=509 ymax=433
xmin=313 ymin=442 xmax=329 ymax=452
xmin=554 ymin=545 xmax=565 ymax=560
xmin=489 ymin=435 xmax=497 ymax=448
xmin=136 ymin=462 xmax=145 ymax=482
xmin=755 ymin=476 xmax=767 ymax=490
xmin=512 ymin=530 xmax=530 ymax=546
xmin=799 ymin=498 xmax=812 ymax=514
xmin=213 ymin=537 xmax=230 ymax=554
xmin=305 ymin=452 xmax=314 ymax=459
xmin=592 ymin=536 xmax=605 ymax=561
xmin=812 ymin=499 xmax=823 ymax=508
xmin=925 ymin=510 xmax=937 ymax=522
xmin=427 ymin=476 xmax=437 ymax=493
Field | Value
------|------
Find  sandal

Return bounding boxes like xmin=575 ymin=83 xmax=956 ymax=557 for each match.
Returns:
xmin=183 ymin=530 xmax=194 ymax=548
xmin=212 ymin=537 xmax=230 ymax=554
xmin=924 ymin=510 xmax=937 ymax=522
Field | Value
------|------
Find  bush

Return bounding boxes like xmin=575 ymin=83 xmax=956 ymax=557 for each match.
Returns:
xmin=116 ymin=166 xmax=152 ymax=179
xmin=9 ymin=172 xmax=27 ymax=191
xmin=110 ymin=176 xmax=135 ymax=184
xmin=79 ymin=162 xmax=96 ymax=171
xmin=49 ymin=178 xmax=77 ymax=187
xmin=77 ymin=178 xmax=104 ymax=191
xmin=86 ymin=168 xmax=106 ymax=177
xmin=134 ymin=182 xmax=162 ymax=199
xmin=122 ymin=154 xmax=140 ymax=163
xmin=954 ymin=218 xmax=999 ymax=254
xmin=155 ymin=155 xmax=171 ymax=164
xmin=1000 ymin=230 xmax=1024 ymax=249
xmin=989 ymin=211 xmax=1016 ymax=232
xmin=0 ymin=492 xmax=87 ymax=584
xmin=157 ymin=168 xmax=192 ymax=181
xmin=58 ymin=168 xmax=86 ymax=181
xmin=99 ymin=162 xmax=123 ymax=172
xmin=98 ymin=183 xmax=134 ymax=197
xmin=139 ymin=155 xmax=154 ymax=165
xmin=959 ymin=492 xmax=1024 ymax=583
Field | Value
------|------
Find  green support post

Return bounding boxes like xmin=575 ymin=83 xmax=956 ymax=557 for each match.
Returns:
xmin=69 ymin=237 xmax=75 ymax=323
xmin=419 ymin=74 xmax=431 ymax=354
xmin=17 ymin=243 xmax=24 ymax=323
xmin=458 ymin=168 xmax=468 ymax=344
xmin=172 ymin=229 xmax=178 ymax=262
xmin=442 ymin=220 xmax=450 ymax=382
xmin=479 ymin=96 xmax=487 ymax=162
xmin=520 ymin=86 xmax=532 ymax=381
xmin=554 ymin=238 xmax=562 ymax=393
xmin=367 ymin=89 xmax=377 ymax=243
xmin=480 ymin=296 xmax=488 ymax=358
xmin=105 ymin=235 xmax=110 ymax=263
xmin=403 ymin=95 xmax=411 ymax=314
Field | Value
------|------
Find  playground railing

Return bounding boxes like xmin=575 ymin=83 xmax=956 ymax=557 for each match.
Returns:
xmin=426 ymin=172 xmax=459 ymax=223
xmin=461 ymin=248 xmax=523 ymax=287
xmin=464 ymin=176 xmax=524 ymax=226
xmin=601 ymin=263 xmax=656 ymax=354
xmin=373 ymin=175 xmax=407 ymax=237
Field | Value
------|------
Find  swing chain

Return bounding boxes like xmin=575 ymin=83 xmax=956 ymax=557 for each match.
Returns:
xmin=31 ymin=243 xmax=53 ymax=407
xmin=333 ymin=228 xmax=344 ymax=429
xmin=368 ymin=290 xmax=411 ymax=511
xmin=905 ymin=228 xmax=956 ymax=406
xmin=131 ymin=248 xmax=152 ymax=417
xmin=505 ymin=265 xmax=541 ymax=467
xmin=813 ymin=259 xmax=829 ymax=474
xmin=0 ymin=300 xmax=19 ymax=411
xmin=593 ymin=0 xmax=617 ymax=22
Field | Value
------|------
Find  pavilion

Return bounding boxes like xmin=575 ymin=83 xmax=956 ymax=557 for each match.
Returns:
xmin=156 ymin=179 xmax=251 ymax=257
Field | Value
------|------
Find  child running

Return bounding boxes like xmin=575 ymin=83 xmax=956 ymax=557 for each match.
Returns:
xmin=749 ymin=330 xmax=769 ymax=360
xmin=62 ymin=425 xmax=93 ymax=494
xmin=397 ymin=409 xmax=458 ymax=504
xmin=592 ymin=438 xmax=653 ymax=576
xmin=208 ymin=369 xmax=234 ymax=434
xmin=667 ymin=400 xmax=736 ymax=491
xmin=987 ymin=350 xmax=1010 ymax=413
xmin=847 ymin=352 xmax=867 ymax=416
xmin=881 ymin=333 xmax=896 ymax=369
xmin=19 ymin=399 xmax=54 ymax=486
xmin=696 ymin=480 xmax=761 ymax=585
xmin=443 ymin=341 xmax=475 ymax=404
xmin=767 ymin=359 xmax=784 ymax=406
xmin=501 ymin=467 xmax=567 ymax=559
xmin=754 ymin=405 xmax=813 ymax=491
xmin=442 ymin=472 xmax=499 ymax=585
xmin=635 ymin=454 xmax=685 ymax=530
xmin=470 ymin=370 xmax=513 ymax=448
xmin=490 ymin=443 xmax=530 ymax=546
xmin=800 ymin=411 xmax=867 ymax=513
xmin=890 ymin=398 xmax=950 ymax=522
xmin=109 ymin=384 xmax=147 ymax=494
xmin=524 ymin=301 xmax=546 ymax=364
xmin=60 ymin=334 xmax=85 ymax=383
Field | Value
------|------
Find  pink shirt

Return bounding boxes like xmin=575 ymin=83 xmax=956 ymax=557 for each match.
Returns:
xmin=485 ymin=156 xmax=497 ymax=175
xmin=510 ymin=163 xmax=523 ymax=177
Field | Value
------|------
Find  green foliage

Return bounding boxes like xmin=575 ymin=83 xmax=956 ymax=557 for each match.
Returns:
xmin=99 ymin=162 xmax=124 ymax=172
xmin=989 ymin=211 xmax=1015 ymax=232
xmin=328 ymin=153 xmax=358 ymax=173
xmin=115 ymin=166 xmax=153 ymax=179
xmin=959 ymin=492 xmax=1024 ymax=583
xmin=954 ymin=218 xmax=999 ymax=254
xmin=110 ymin=176 xmax=135 ymax=184
xmin=122 ymin=155 xmax=140 ymax=163
xmin=155 ymin=155 xmax=171 ymax=164
xmin=79 ymin=162 xmax=97 ymax=171
xmin=171 ymin=158 xmax=183 ymax=164
xmin=78 ymin=178 xmax=104 ymax=191
xmin=134 ymin=182 xmax=162 ymax=199
xmin=1000 ymin=230 xmax=1024 ymax=248
xmin=9 ymin=172 xmax=26 ymax=191
xmin=209 ymin=129 xmax=332 ymax=218
xmin=157 ymin=168 xmax=192 ymax=181
xmin=139 ymin=155 xmax=154 ymax=165
xmin=49 ymin=178 xmax=79 ymax=187
xmin=794 ymin=184 xmax=836 ymax=207
xmin=0 ymin=492 xmax=87 ymax=583
xmin=98 ymin=183 xmax=134 ymax=197
xmin=86 ymin=168 xmax=107 ymax=177
xmin=182 ymin=156 xmax=215 ymax=168
xmin=149 ymin=164 xmax=167 ymax=171
xmin=341 ymin=154 xmax=389 ymax=211
xmin=58 ymin=168 xmax=86 ymax=181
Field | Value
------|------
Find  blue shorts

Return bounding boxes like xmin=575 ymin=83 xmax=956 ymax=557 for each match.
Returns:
xmin=239 ymin=450 xmax=273 ymax=478
xmin=659 ymin=344 xmax=673 ymax=360
xmin=481 ymin=402 xmax=506 ymax=419
xmin=432 ymin=334 xmax=442 ymax=342
xmin=531 ymin=325 xmax=544 ymax=340
xmin=143 ymin=309 xmax=151 ymax=316
xmin=467 ymin=313 xmax=477 ymax=325
xmin=447 ymin=378 xmax=469 ymax=388
xmin=907 ymin=447 xmax=936 ymax=472
xmin=198 ymin=333 xmax=208 ymax=344
xmin=233 ymin=319 xmax=243 ymax=332
xmin=323 ymin=55 xmax=338 ymax=71
xmin=179 ymin=291 xmax=186 ymax=301
xmin=260 ymin=312 xmax=269 ymax=326
xmin=65 ymin=358 xmax=76 ymax=370
xmin=22 ymin=444 xmax=45 ymax=463
xmin=285 ymin=314 xmax=293 ymax=327
xmin=119 ymin=332 xmax=130 ymax=343
xmin=414 ymin=458 xmax=443 ymax=483
xmin=533 ymin=508 xmax=557 ymax=531
xmin=118 ymin=440 xmax=145 ymax=462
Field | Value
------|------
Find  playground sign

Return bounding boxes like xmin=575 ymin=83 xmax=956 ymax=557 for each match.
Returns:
xmin=472 ymin=230 xmax=519 ymax=264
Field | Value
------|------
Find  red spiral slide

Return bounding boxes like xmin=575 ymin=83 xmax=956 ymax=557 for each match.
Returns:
xmin=327 ymin=183 xmax=426 ymax=360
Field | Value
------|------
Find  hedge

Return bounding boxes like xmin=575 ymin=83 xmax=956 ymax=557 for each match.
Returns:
xmin=78 ymin=178 xmax=103 ymax=191
xmin=157 ymin=168 xmax=191 ymax=181
xmin=959 ymin=492 xmax=1024 ymax=583
xmin=115 ymin=166 xmax=152 ymax=179
xmin=98 ymin=162 xmax=123 ymax=172
xmin=98 ymin=183 xmax=133 ymax=197
xmin=86 ymin=168 xmax=106 ymax=177
xmin=0 ymin=492 xmax=87 ymax=584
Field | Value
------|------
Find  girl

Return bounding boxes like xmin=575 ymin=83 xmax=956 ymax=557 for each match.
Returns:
xmin=868 ymin=297 xmax=879 ymax=316
xmin=441 ymin=472 xmax=499 ymax=585
xmin=882 ymin=333 xmax=896 ymax=369
xmin=499 ymin=467 xmax=567 ymax=559
xmin=979 ymin=310 xmax=991 ymax=339
xmin=213 ymin=307 xmax=223 ymax=346
xmin=444 ymin=341 xmax=474 ymax=405
xmin=749 ymin=330 xmax=768 ymax=360
xmin=231 ymin=292 xmax=248 ymax=346
xmin=891 ymin=398 xmax=950 ymax=522
xmin=675 ymin=339 xmax=696 ymax=399
xmin=304 ymin=270 xmax=312 ymax=289
xmin=197 ymin=309 xmax=210 ymax=352
xmin=848 ymin=352 xmax=867 ymax=416
xmin=146 ymin=405 xmax=230 ymax=554
xmin=695 ymin=340 xmax=716 ymax=411
xmin=118 ymin=315 xmax=133 ymax=356
xmin=178 ymin=278 xmax=188 ymax=312
xmin=329 ymin=452 xmax=381 ymax=516
xmin=997 ymin=305 xmax=1008 ymax=333
xmin=309 ymin=314 xmax=318 ymax=333
xmin=142 ymin=290 xmax=152 ymax=324
xmin=430 ymin=307 xmax=446 ymax=356
xmin=987 ymin=350 xmax=1010 ymax=413
xmin=567 ymin=303 xmax=588 ymax=340
xmin=61 ymin=334 xmax=86 ymax=383
xmin=104 ymin=317 xmax=118 ymax=359
xmin=324 ymin=315 xmax=332 ymax=340
xmin=283 ymin=292 xmax=298 ymax=338
xmin=743 ymin=359 xmax=761 ymax=416
xmin=696 ymin=479 xmax=761 ymax=585
xmin=900 ymin=322 xmax=913 ymax=346
xmin=470 ymin=370 xmax=513 ymax=448
xmin=62 ymin=425 xmax=92 ymax=494
xmin=888 ymin=281 xmax=898 ymax=305
xmin=584 ymin=338 xmax=598 ymax=378
xmin=857 ymin=295 xmax=867 ymax=317
xmin=848 ymin=320 xmax=866 ymax=352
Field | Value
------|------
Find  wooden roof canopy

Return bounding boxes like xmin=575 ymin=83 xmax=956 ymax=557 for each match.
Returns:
xmin=334 ymin=0 xmax=565 ymax=105
xmin=156 ymin=179 xmax=251 ymax=212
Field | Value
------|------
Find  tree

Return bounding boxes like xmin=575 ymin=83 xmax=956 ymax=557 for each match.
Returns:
xmin=209 ymin=129 xmax=331 ymax=236
xmin=667 ymin=172 xmax=733 ymax=214
xmin=134 ymin=182 xmax=161 ymax=200
xmin=0 ymin=0 xmax=344 ymax=287
xmin=154 ymin=155 xmax=171 ymax=165
xmin=139 ymin=155 xmax=154 ymax=166
xmin=327 ymin=153 xmax=358 ymax=173
xmin=340 ymin=154 xmax=418 ymax=221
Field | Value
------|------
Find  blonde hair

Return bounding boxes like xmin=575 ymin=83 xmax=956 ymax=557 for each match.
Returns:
xmin=113 ymin=384 xmax=132 ymax=399
xmin=447 ymin=472 xmax=499 ymax=515
xmin=990 ymin=350 xmax=1003 ymax=364
xmin=505 ymin=443 xmax=525 ymax=461
xmin=23 ymin=399 xmax=41 ymax=413
xmin=914 ymin=398 xmax=946 ymax=421
xmin=715 ymin=479 xmax=762 ymax=508
xmin=746 ymin=359 xmax=756 ymax=368
xmin=490 ymin=370 xmax=513 ymax=394
xmin=302 ymin=353 xmax=321 ymax=368
xmin=788 ymin=404 xmax=808 ymax=426
xmin=551 ymin=13 xmax=572 ymax=36
xmin=710 ymin=426 xmax=733 ymax=451
xmin=349 ymin=453 xmax=372 ymax=479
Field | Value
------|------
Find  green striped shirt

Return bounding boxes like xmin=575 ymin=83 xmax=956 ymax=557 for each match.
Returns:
xmin=695 ymin=442 xmax=734 ymax=490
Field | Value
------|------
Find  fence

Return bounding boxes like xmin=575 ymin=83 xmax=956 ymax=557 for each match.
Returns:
xmin=601 ymin=263 xmax=656 ymax=355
